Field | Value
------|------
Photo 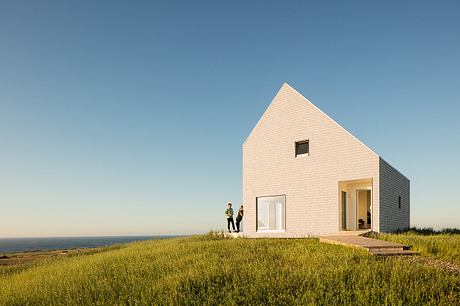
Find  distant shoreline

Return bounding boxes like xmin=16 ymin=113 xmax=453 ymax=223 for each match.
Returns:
xmin=0 ymin=248 xmax=100 ymax=266
xmin=0 ymin=235 xmax=183 ymax=254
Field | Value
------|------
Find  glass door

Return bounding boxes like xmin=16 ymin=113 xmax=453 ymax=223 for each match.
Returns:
xmin=341 ymin=191 xmax=347 ymax=230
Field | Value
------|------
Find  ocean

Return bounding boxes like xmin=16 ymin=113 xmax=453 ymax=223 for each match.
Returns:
xmin=0 ymin=236 xmax=178 ymax=253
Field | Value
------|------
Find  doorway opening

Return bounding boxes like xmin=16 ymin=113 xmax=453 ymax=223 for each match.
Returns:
xmin=356 ymin=189 xmax=371 ymax=230
xmin=338 ymin=178 xmax=373 ymax=231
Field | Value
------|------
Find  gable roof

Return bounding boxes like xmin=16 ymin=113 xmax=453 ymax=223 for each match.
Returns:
xmin=244 ymin=83 xmax=378 ymax=157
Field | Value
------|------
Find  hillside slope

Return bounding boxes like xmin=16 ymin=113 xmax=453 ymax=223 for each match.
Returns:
xmin=0 ymin=235 xmax=459 ymax=305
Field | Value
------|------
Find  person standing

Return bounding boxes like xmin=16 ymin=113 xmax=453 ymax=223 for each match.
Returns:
xmin=235 ymin=205 xmax=244 ymax=233
xmin=225 ymin=203 xmax=236 ymax=233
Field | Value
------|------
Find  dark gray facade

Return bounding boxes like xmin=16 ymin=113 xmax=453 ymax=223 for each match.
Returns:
xmin=379 ymin=158 xmax=410 ymax=232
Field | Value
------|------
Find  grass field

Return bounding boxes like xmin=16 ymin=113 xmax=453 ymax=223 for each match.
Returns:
xmin=0 ymin=234 xmax=459 ymax=305
xmin=377 ymin=233 xmax=460 ymax=265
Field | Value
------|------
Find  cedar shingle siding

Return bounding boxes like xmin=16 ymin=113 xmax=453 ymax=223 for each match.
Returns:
xmin=379 ymin=158 xmax=410 ymax=232
xmin=243 ymin=84 xmax=410 ymax=237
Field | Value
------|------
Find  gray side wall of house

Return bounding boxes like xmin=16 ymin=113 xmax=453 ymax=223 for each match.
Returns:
xmin=379 ymin=157 xmax=410 ymax=232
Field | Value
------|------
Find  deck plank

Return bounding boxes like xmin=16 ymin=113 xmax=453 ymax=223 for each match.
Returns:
xmin=319 ymin=235 xmax=417 ymax=256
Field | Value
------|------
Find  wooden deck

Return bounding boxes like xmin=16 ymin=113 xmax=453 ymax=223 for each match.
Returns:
xmin=320 ymin=235 xmax=418 ymax=256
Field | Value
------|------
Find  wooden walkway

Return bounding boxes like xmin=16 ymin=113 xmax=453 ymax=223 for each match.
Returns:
xmin=320 ymin=235 xmax=418 ymax=256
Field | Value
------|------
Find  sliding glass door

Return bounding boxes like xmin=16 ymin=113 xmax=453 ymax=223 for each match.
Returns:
xmin=257 ymin=195 xmax=285 ymax=231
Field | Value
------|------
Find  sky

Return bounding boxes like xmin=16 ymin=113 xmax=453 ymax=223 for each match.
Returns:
xmin=0 ymin=1 xmax=459 ymax=237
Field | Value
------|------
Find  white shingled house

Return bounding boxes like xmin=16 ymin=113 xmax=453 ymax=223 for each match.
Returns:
xmin=243 ymin=83 xmax=410 ymax=237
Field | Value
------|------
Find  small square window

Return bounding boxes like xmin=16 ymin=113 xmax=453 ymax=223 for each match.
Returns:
xmin=295 ymin=140 xmax=309 ymax=157
xmin=398 ymin=196 xmax=402 ymax=209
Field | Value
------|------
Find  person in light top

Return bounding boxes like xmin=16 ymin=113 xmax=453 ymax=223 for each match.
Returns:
xmin=225 ymin=203 xmax=236 ymax=233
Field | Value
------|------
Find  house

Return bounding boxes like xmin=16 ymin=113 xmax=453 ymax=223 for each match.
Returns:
xmin=243 ymin=83 xmax=410 ymax=237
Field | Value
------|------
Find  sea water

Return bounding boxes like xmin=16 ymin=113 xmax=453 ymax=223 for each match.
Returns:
xmin=0 ymin=236 xmax=179 ymax=253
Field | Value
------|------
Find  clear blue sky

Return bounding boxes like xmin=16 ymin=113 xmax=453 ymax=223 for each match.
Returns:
xmin=1 ymin=1 xmax=459 ymax=237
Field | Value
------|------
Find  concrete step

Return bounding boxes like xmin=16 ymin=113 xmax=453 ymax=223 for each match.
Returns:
xmin=366 ymin=246 xmax=407 ymax=252
xmin=223 ymin=232 xmax=244 ymax=238
xmin=369 ymin=249 xmax=419 ymax=256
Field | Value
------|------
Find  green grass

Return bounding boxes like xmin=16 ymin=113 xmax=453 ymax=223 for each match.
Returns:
xmin=0 ymin=235 xmax=459 ymax=305
xmin=378 ymin=233 xmax=460 ymax=265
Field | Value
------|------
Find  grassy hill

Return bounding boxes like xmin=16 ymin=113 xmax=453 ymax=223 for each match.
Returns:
xmin=0 ymin=234 xmax=459 ymax=305
xmin=379 ymin=232 xmax=460 ymax=265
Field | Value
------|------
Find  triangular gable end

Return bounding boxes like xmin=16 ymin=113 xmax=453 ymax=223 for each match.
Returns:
xmin=243 ymin=83 xmax=379 ymax=158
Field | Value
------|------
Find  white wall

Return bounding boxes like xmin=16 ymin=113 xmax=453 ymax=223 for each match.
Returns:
xmin=243 ymin=84 xmax=380 ymax=237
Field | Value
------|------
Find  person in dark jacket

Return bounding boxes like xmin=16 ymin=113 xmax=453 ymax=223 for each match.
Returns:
xmin=225 ymin=203 xmax=236 ymax=233
xmin=235 ymin=205 xmax=244 ymax=233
